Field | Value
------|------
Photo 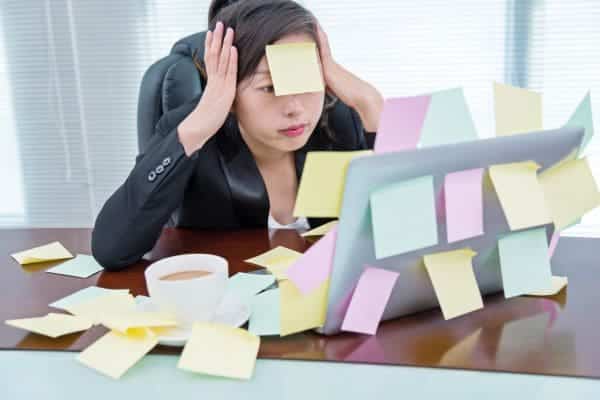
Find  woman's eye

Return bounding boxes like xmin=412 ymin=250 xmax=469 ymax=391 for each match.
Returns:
xmin=260 ymin=85 xmax=274 ymax=93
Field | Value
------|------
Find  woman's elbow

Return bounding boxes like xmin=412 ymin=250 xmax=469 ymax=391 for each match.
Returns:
xmin=91 ymin=227 xmax=139 ymax=272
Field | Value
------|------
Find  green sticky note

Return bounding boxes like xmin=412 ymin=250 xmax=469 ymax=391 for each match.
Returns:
xmin=225 ymin=272 xmax=276 ymax=305
xmin=419 ymin=88 xmax=479 ymax=147
xmin=248 ymin=288 xmax=280 ymax=336
xmin=370 ymin=175 xmax=438 ymax=259
xmin=46 ymin=254 xmax=103 ymax=278
xmin=498 ymin=228 xmax=553 ymax=298
xmin=565 ymin=92 xmax=594 ymax=156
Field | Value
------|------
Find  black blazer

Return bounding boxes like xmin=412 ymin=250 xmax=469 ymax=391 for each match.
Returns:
xmin=91 ymin=93 xmax=372 ymax=271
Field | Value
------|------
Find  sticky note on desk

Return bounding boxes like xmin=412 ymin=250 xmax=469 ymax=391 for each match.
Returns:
xmin=419 ymin=88 xmax=479 ymax=147
xmin=249 ymin=288 xmax=280 ymax=336
xmin=64 ymin=292 xmax=136 ymax=323
xmin=566 ymin=92 xmax=594 ymax=156
xmin=49 ymin=286 xmax=130 ymax=311
xmin=11 ymin=241 xmax=73 ymax=265
xmin=294 ymin=150 xmax=373 ymax=218
xmin=498 ymin=227 xmax=553 ymax=298
xmin=373 ymin=95 xmax=431 ymax=153
xmin=98 ymin=311 xmax=178 ymax=335
xmin=77 ymin=328 xmax=158 ymax=379
xmin=341 ymin=266 xmax=399 ymax=335
xmin=445 ymin=168 xmax=484 ymax=243
xmin=287 ymin=226 xmax=337 ymax=294
xmin=5 ymin=313 xmax=92 ymax=338
xmin=370 ymin=175 xmax=438 ymax=259
xmin=279 ymin=279 xmax=329 ymax=336
xmin=265 ymin=42 xmax=324 ymax=96
xmin=178 ymin=322 xmax=260 ymax=380
xmin=489 ymin=161 xmax=552 ymax=230
xmin=301 ymin=220 xmax=338 ymax=237
xmin=225 ymin=272 xmax=276 ymax=305
xmin=539 ymin=157 xmax=600 ymax=231
xmin=45 ymin=254 xmax=103 ymax=278
xmin=245 ymin=246 xmax=303 ymax=280
xmin=423 ymin=248 xmax=483 ymax=320
xmin=494 ymin=82 xmax=543 ymax=136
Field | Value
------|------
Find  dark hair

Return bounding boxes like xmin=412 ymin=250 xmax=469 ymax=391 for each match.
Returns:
xmin=194 ymin=0 xmax=338 ymax=141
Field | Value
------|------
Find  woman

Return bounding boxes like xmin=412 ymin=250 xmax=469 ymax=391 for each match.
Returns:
xmin=92 ymin=0 xmax=383 ymax=270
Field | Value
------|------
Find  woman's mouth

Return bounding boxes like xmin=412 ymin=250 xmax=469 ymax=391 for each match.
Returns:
xmin=279 ymin=124 xmax=306 ymax=138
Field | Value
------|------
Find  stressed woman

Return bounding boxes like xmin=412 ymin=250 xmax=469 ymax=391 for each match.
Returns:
xmin=92 ymin=0 xmax=383 ymax=270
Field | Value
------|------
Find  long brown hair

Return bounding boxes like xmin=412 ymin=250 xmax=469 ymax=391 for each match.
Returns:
xmin=193 ymin=0 xmax=338 ymax=141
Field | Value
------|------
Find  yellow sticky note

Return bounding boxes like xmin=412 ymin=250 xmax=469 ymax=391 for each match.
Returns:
xmin=11 ymin=241 xmax=74 ymax=265
xmin=5 ymin=313 xmax=92 ymax=338
xmin=526 ymin=276 xmax=568 ymax=296
xmin=65 ymin=293 xmax=136 ymax=324
xmin=77 ymin=328 xmax=158 ymax=379
xmin=279 ymin=279 xmax=328 ymax=336
xmin=98 ymin=311 xmax=178 ymax=335
xmin=423 ymin=248 xmax=484 ymax=320
xmin=177 ymin=322 xmax=260 ymax=380
xmin=265 ymin=42 xmax=324 ymax=96
xmin=494 ymin=82 xmax=543 ymax=136
xmin=245 ymin=246 xmax=303 ymax=268
xmin=301 ymin=220 xmax=339 ymax=237
xmin=539 ymin=157 xmax=600 ymax=230
xmin=489 ymin=161 xmax=552 ymax=230
xmin=294 ymin=151 xmax=373 ymax=218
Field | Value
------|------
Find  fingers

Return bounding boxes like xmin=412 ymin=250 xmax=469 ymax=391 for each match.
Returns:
xmin=204 ymin=21 xmax=236 ymax=81
xmin=227 ymin=45 xmax=238 ymax=84
xmin=218 ymin=27 xmax=234 ymax=77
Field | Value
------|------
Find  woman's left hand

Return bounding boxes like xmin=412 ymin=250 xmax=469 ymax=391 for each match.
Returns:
xmin=316 ymin=23 xmax=383 ymax=132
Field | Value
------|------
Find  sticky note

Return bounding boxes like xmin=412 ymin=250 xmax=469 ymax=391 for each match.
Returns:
xmin=64 ymin=292 xmax=136 ymax=323
xmin=287 ymin=226 xmax=337 ymax=294
xmin=373 ymin=95 xmax=431 ymax=153
xmin=301 ymin=220 xmax=338 ymax=237
xmin=225 ymin=272 xmax=276 ymax=305
xmin=45 ymin=254 xmax=103 ymax=278
xmin=548 ymin=232 xmax=560 ymax=258
xmin=370 ymin=175 xmax=438 ymax=259
xmin=245 ymin=246 xmax=303 ymax=280
xmin=539 ymin=157 xmax=600 ymax=231
xmin=341 ymin=266 xmax=399 ymax=335
xmin=565 ymin=92 xmax=594 ymax=156
xmin=11 ymin=241 xmax=73 ymax=265
xmin=498 ymin=227 xmax=553 ymax=298
xmin=445 ymin=168 xmax=484 ymax=243
xmin=489 ymin=161 xmax=552 ymax=230
xmin=423 ymin=248 xmax=484 ymax=320
xmin=294 ymin=151 xmax=373 ymax=218
xmin=49 ymin=286 xmax=130 ymax=311
xmin=439 ymin=328 xmax=482 ymax=366
xmin=98 ymin=311 xmax=178 ymax=335
xmin=526 ymin=276 xmax=568 ymax=297
xmin=249 ymin=288 xmax=280 ymax=336
xmin=177 ymin=322 xmax=260 ymax=380
xmin=279 ymin=279 xmax=328 ymax=336
xmin=5 ymin=313 xmax=92 ymax=338
xmin=494 ymin=82 xmax=543 ymax=136
xmin=419 ymin=88 xmax=479 ymax=147
xmin=77 ymin=328 xmax=158 ymax=379
xmin=265 ymin=42 xmax=324 ymax=96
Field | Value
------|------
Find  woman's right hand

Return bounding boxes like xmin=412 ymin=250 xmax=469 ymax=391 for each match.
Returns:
xmin=178 ymin=21 xmax=238 ymax=156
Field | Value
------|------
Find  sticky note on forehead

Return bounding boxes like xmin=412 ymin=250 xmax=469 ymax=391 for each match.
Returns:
xmin=265 ymin=42 xmax=324 ymax=96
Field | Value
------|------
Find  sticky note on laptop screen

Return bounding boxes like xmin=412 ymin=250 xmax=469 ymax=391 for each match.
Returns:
xmin=444 ymin=168 xmax=484 ymax=243
xmin=370 ymin=175 xmax=438 ymax=259
xmin=488 ymin=161 xmax=552 ymax=230
xmin=423 ymin=248 xmax=483 ymax=320
xmin=493 ymin=82 xmax=543 ymax=136
xmin=497 ymin=227 xmax=553 ymax=298
xmin=565 ymin=92 xmax=594 ymax=156
xmin=265 ymin=42 xmax=324 ymax=96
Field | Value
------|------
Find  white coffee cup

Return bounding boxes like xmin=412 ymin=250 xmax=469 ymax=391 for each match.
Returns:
xmin=144 ymin=254 xmax=228 ymax=326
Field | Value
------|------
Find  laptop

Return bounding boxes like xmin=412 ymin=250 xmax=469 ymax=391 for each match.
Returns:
xmin=317 ymin=126 xmax=584 ymax=335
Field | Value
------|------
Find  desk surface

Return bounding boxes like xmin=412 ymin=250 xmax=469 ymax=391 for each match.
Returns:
xmin=1 ymin=228 xmax=599 ymax=379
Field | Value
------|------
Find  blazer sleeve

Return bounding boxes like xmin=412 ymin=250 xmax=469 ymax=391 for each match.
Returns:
xmin=91 ymin=98 xmax=201 ymax=271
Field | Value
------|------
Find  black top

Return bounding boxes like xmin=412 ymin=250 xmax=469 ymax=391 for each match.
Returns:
xmin=91 ymin=93 xmax=372 ymax=270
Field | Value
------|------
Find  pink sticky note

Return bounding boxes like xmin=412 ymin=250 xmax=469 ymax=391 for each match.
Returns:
xmin=548 ymin=232 xmax=560 ymax=258
xmin=286 ymin=226 xmax=338 ymax=294
xmin=445 ymin=168 xmax=484 ymax=243
xmin=341 ymin=266 xmax=399 ymax=335
xmin=373 ymin=96 xmax=431 ymax=154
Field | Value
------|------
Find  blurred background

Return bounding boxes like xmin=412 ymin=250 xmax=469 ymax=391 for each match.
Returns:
xmin=1 ymin=0 xmax=598 ymax=236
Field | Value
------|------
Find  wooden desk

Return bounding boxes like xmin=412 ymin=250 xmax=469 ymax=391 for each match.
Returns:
xmin=1 ymin=228 xmax=599 ymax=379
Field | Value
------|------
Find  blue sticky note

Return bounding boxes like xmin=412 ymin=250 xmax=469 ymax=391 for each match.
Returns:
xmin=225 ymin=272 xmax=276 ymax=305
xmin=46 ymin=254 xmax=103 ymax=278
xmin=370 ymin=175 xmax=439 ymax=259
xmin=498 ymin=228 xmax=553 ymax=298
xmin=419 ymin=88 xmax=479 ymax=147
xmin=248 ymin=288 xmax=280 ymax=336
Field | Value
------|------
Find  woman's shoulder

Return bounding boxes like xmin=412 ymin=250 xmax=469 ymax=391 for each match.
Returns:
xmin=320 ymin=99 xmax=369 ymax=151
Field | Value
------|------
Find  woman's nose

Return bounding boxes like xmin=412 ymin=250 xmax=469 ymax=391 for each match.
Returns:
xmin=283 ymin=94 xmax=304 ymax=116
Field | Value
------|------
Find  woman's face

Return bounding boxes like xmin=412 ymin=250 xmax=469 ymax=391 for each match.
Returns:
xmin=233 ymin=32 xmax=325 ymax=157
